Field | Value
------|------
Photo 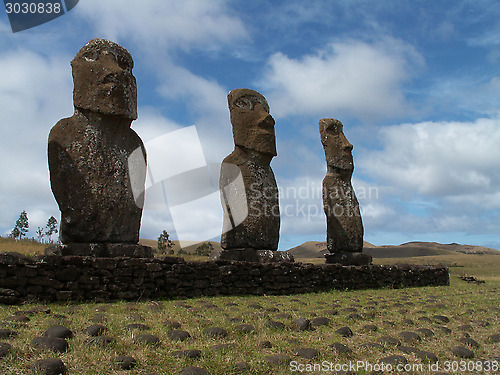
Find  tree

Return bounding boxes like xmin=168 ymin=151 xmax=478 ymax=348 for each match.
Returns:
xmin=9 ymin=227 xmax=20 ymax=240
xmin=45 ymin=216 xmax=59 ymax=243
xmin=36 ymin=227 xmax=45 ymax=243
xmin=157 ymin=230 xmax=173 ymax=255
xmin=10 ymin=211 xmax=29 ymax=240
xmin=195 ymin=242 xmax=214 ymax=257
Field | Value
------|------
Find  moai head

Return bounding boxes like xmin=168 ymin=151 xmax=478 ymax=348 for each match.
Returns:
xmin=228 ymin=88 xmax=277 ymax=156
xmin=319 ymin=118 xmax=354 ymax=171
xmin=71 ymin=38 xmax=138 ymax=120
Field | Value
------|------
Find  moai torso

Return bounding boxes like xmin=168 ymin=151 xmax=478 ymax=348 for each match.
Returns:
xmin=220 ymin=89 xmax=279 ymax=250
xmin=320 ymin=118 xmax=363 ymax=253
xmin=48 ymin=39 xmax=146 ymax=244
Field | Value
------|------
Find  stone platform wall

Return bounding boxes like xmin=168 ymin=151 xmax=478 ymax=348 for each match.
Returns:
xmin=0 ymin=253 xmax=449 ymax=305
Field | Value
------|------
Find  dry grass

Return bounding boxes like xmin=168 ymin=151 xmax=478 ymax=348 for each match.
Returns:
xmin=0 ymin=237 xmax=498 ymax=374
xmin=0 ymin=237 xmax=46 ymax=256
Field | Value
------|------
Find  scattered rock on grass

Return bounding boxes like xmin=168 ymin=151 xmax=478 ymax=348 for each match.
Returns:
xmin=0 ymin=329 xmax=17 ymax=339
xmin=335 ymin=326 xmax=353 ymax=337
xmin=294 ymin=348 xmax=319 ymax=359
xmin=168 ymin=330 xmax=191 ymax=342
xmin=416 ymin=328 xmax=434 ymax=338
xmin=234 ymin=324 xmax=255 ymax=334
xmin=330 ymin=342 xmax=352 ymax=355
xmin=135 ymin=334 xmax=160 ymax=346
xmin=488 ymin=334 xmax=500 ymax=343
xmin=432 ymin=315 xmax=450 ymax=323
xmin=44 ymin=325 xmax=73 ymax=339
xmin=362 ymin=324 xmax=378 ymax=332
xmin=114 ymin=355 xmax=137 ymax=370
xmin=380 ymin=355 xmax=408 ymax=365
xmin=397 ymin=345 xmax=417 ymax=354
xmin=397 ymin=327 xmax=418 ymax=340
xmin=459 ymin=337 xmax=480 ymax=348
xmin=292 ymin=318 xmax=311 ymax=331
xmin=452 ymin=346 xmax=474 ymax=359
xmin=264 ymin=354 xmax=290 ymax=365
xmin=30 ymin=358 xmax=67 ymax=375
xmin=378 ymin=336 xmax=401 ymax=346
xmin=416 ymin=350 xmax=438 ymax=362
xmin=259 ymin=341 xmax=272 ymax=348
xmin=31 ymin=337 xmax=68 ymax=353
xmin=457 ymin=324 xmax=472 ymax=332
xmin=0 ymin=342 xmax=11 ymax=358
xmin=84 ymin=324 xmax=106 ymax=336
xmin=435 ymin=326 xmax=452 ymax=334
xmin=311 ymin=317 xmax=330 ymax=327
xmin=204 ymin=327 xmax=228 ymax=338
xmin=163 ymin=320 xmax=182 ymax=329
xmin=234 ymin=362 xmax=249 ymax=372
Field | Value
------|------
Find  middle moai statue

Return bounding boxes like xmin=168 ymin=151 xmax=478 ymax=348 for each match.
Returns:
xmin=320 ymin=118 xmax=372 ymax=266
xmin=218 ymin=88 xmax=293 ymax=262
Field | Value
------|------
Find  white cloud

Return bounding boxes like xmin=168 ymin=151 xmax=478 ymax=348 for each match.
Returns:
xmin=261 ymin=38 xmax=423 ymax=119
xmin=0 ymin=49 xmax=72 ymax=237
xmin=76 ymin=0 xmax=247 ymax=52
xmin=362 ymin=118 xmax=500 ymax=196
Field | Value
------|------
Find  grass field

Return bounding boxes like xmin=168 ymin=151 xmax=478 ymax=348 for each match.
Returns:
xmin=0 ymin=238 xmax=498 ymax=374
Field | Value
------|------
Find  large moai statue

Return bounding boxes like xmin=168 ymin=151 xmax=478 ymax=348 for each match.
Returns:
xmin=47 ymin=38 xmax=151 ymax=257
xmin=218 ymin=88 xmax=293 ymax=263
xmin=320 ymin=118 xmax=371 ymax=265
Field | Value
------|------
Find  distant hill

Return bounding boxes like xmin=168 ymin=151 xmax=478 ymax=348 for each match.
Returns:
xmin=286 ymin=241 xmax=500 ymax=259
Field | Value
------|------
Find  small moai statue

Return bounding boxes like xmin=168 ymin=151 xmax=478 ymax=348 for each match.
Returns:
xmin=217 ymin=88 xmax=293 ymax=262
xmin=47 ymin=38 xmax=151 ymax=257
xmin=320 ymin=118 xmax=371 ymax=265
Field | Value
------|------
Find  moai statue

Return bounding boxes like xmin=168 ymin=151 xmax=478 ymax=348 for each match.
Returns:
xmin=320 ymin=118 xmax=371 ymax=266
xmin=47 ymin=38 xmax=151 ymax=257
xmin=218 ymin=88 xmax=293 ymax=262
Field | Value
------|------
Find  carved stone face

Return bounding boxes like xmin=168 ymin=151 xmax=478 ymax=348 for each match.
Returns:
xmin=319 ymin=118 xmax=354 ymax=171
xmin=71 ymin=38 xmax=138 ymax=120
xmin=228 ymin=88 xmax=276 ymax=156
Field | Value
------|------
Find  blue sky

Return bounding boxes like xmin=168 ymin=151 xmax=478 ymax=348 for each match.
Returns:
xmin=1 ymin=0 xmax=499 ymax=251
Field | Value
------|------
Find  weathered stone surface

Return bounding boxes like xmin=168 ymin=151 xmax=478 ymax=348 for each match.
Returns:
xmin=44 ymin=325 xmax=73 ymax=339
xmin=48 ymin=38 xmax=147 ymax=248
xmin=31 ymin=336 xmax=68 ymax=353
xmin=220 ymin=89 xmax=280 ymax=255
xmin=114 ymin=355 xmax=137 ymax=370
xmin=0 ymin=342 xmax=11 ymax=358
xmin=0 ymin=254 xmax=449 ymax=304
xmin=45 ymin=243 xmax=152 ymax=258
xmin=325 ymin=252 xmax=372 ymax=265
xmin=29 ymin=358 xmax=67 ymax=375
xmin=214 ymin=248 xmax=293 ymax=263
xmin=320 ymin=119 xmax=366 ymax=263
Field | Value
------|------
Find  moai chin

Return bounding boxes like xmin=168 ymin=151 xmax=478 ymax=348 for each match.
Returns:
xmin=320 ymin=118 xmax=371 ymax=266
xmin=46 ymin=38 xmax=151 ymax=257
xmin=217 ymin=88 xmax=293 ymax=263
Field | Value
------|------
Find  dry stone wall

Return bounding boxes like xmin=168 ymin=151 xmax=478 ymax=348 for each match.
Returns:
xmin=0 ymin=253 xmax=449 ymax=305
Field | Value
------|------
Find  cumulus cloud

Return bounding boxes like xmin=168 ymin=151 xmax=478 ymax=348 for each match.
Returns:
xmin=76 ymin=0 xmax=247 ymax=52
xmin=356 ymin=117 xmax=500 ymax=241
xmin=0 ymin=49 xmax=73 ymax=236
xmin=261 ymin=38 xmax=423 ymax=119
xmin=361 ymin=118 xmax=500 ymax=196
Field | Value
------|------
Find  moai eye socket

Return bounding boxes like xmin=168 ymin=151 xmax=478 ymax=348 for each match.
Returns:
xmin=234 ymin=97 xmax=254 ymax=110
xmin=233 ymin=95 xmax=270 ymax=112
